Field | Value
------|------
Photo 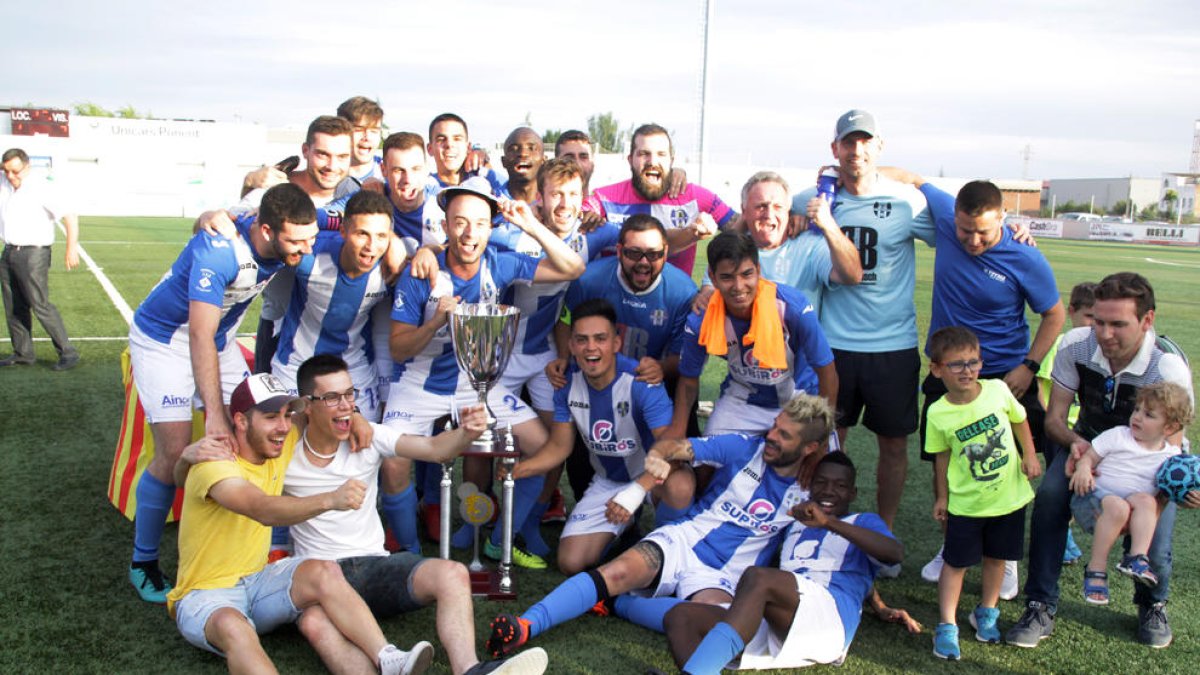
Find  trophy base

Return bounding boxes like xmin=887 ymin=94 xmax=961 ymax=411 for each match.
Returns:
xmin=463 ymin=434 xmax=521 ymax=458
xmin=469 ymin=569 xmax=517 ymax=600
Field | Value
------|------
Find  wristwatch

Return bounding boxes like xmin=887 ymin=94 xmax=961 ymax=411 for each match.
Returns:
xmin=1021 ymin=358 xmax=1040 ymax=373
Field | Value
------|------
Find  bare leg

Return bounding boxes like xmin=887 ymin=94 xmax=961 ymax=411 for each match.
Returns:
xmin=380 ymin=456 xmax=412 ymax=494
xmin=1126 ymin=493 xmax=1159 ymax=556
xmin=938 ymin=564 xmax=967 ymax=625
xmin=297 ymin=606 xmax=374 ymax=675
xmin=654 ymin=465 xmax=696 ymax=510
xmin=713 ymin=567 xmax=799 ymax=640
xmin=663 ymin=603 xmax=728 ymax=669
xmin=876 ymin=434 xmax=908 ymax=528
xmin=979 ymin=557 xmax=1004 ymax=608
xmin=410 ymin=559 xmax=479 ymax=675
xmin=1089 ymin=495 xmax=1131 ymax=572
xmin=204 ymin=607 xmax=277 ymax=675
xmin=289 ymin=560 xmax=389 ymax=669
xmin=596 ymin=541 xmax=663 ymax=596
xmin=558 ymin=532 xmax=616 ymax=576
xmin=145 ymin=420 xmax=194 ymax=483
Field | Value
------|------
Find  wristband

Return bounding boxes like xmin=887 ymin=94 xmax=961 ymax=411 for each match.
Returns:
xmin=1021 ymin=358 xmax=1040 ymax=374
xmin=612 ymin=483 xmax=648 ymax=513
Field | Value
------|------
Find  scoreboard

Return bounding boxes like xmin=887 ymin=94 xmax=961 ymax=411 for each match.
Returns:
xmin=10 ymin=108 xmax=70 ymax=137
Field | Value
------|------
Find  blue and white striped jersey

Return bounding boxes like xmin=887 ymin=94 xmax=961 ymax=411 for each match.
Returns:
xmin=388 ymin=182 xmax=446 ymax=256
xmin=553 ymin=354 xmax=673 ymax=482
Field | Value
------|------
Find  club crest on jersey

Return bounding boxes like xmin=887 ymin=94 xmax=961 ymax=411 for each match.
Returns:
xmin=872 ymin=201 xmax=892 ymax=219
xmin=670 ymin=208 xmax=689 ymax=228
xmin=196 ymin=268 xmax=216 ymax=291
xmin=616 ymin=401 xmax=630 ymax=417
xmin=650 ymin=309 xmax=666 ymax=326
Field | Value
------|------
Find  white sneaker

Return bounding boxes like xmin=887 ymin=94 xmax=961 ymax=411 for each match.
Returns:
xmin=1001 ymin=560 xmax=1019 ymax=601
xmin=877 ymin=562 xmax=902 ymax=579
xmin=379 ymin=642 xmax=434 ymax=675
xmin=921 ymin=547 xmax=944 ymax=583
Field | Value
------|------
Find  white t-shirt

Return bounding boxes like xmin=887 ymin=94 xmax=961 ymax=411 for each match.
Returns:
xmin=1093 ymin=425 xmax=1181 ymax=498
xmin=283 ymin=423 xmax=400 ymax=560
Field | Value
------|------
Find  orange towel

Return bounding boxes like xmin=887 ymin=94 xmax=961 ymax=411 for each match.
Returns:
xmin=697 ymin=278 xmax=788 ymax=369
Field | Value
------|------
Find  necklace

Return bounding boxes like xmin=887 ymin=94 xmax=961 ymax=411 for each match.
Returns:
xmin=302 ymin=432 xmax=338 ymax=460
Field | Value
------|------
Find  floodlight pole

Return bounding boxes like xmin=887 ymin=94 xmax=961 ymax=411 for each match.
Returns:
xmin=697 ymin=0 xmax=714 ymax=186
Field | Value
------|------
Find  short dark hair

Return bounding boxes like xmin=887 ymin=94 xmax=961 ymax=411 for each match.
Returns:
xmin=630 ymin=123 xmax=672 ymax=156
xmin=344 ymin=190 xmax=393 ymax=221
xmin=955 ymin=180 xmax=1003 ymax=218
xmin=429 ymin=113 xmax=468 ymax=140
xmin=537 ymin=156 xmax=583 ymax=193
xmin=1069 ymin=281 xmax=1099 ymax=311
xmin=382 ymin=131 xmax=426 ymax=155
xmin=618 ymin=213 xmax=667 ymax=246
xmin=928 ymin=326 xmax=980 ymax=362
xmin=259 ymin=183 xmax=317 ymax=232
xmin=1094 ymin=272 xmax=1156 ymax=318
xmin=2 ymin=148 xmax=29 ymax=165
xmin=297 ymin=353 xmax=349 ymax=396
xmin=336 ymin=96 xmax=383 ymax=126
xmin=306 ymin=115 xmax=353 ymax=146
xmin=555 ymin=130 xmax=591 ymax=155
xmin=706 ymin=231 xmax=758 ymax=271
xmin=816 ymin=451 xmax=857 ymax=483
xmin=571 ymin=298 xmax=618 ymax=331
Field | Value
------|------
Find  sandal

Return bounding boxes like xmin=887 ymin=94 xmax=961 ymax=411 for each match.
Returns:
xmin=1083 ymin=569 xmax=1109 ymax=605
xmin=1117 ymin=554 xmax=1159 ymax=588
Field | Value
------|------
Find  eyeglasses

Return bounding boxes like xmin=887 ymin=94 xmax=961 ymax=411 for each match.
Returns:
xmin=306 ymin=388 xmax=358 ymax=407
xmin=620 ymin=248 xmax=666 ymax=262
xmin=943 ymin=359 xmax=983 ymax=374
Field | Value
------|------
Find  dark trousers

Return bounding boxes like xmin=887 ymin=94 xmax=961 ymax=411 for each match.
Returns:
xmin=0 ymin=245 xmax=76 ymax=360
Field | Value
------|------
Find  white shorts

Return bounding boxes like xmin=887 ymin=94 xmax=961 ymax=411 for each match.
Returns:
xmin=370 ymin=301 xmax=395 ymax=405
xmin=561 ymin=477 xmax=649 ymax=539
xmin=734 ymin=575 xmax=847 ymax=670
xmin=706 ymin=399 xmax=840 ymax=451
xmin=380 ymin=376 xmax=536 ymax=436
xmin=640 ymin=521 xmax=745 ymax=600
xmin=129 ymin=324 xmax=249 ymax=424
xmin=272 ymin=356 xmax=382 ymax=423
xmin=499 ymin=350 xmax=556 ymax=413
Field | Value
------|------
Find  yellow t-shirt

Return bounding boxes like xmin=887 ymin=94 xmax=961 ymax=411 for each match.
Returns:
xmin=1038 ymin=334 xmax=1079 ymax=426
xmin=166 ymin=428 xmax=299 ymax=615
xmin=924 ymin=379 xmax=1034 ymax=518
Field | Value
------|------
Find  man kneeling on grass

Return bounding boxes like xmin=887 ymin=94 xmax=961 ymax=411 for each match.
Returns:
xmin=662 ymin=452 xmax=917 ymax=673
xmin=167 ymin=373 xmax=427 ymax=674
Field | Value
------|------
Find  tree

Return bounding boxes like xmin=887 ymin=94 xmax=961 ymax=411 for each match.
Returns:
xmin=542 ymin=129 xmax=563 ymax=145
xmin=116 ymin=104 xmax=144 ymax=119
xmin=73 ymin=102 xmax=114 ymax=117
xmin=1108 ymin=200 xmax=1129 ymax=217
xmin=588 ymin=112 xmax=629 ymax=153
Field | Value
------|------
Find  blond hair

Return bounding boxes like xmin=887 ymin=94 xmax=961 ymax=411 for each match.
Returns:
xmin=781 ymin=393 xmax=835 ymax=446
xmin=1136 ymin=382 xmax=1193 ymax=432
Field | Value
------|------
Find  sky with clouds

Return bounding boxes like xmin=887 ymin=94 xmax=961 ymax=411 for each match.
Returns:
xmin=8 ymin=0 xmax=1199 ymax=179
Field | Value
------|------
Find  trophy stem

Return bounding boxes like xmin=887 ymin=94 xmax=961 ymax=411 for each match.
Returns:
xmin=439 ymin=462 xmax=453 ymax=560
xmin=472 ymin=386 xmax=496 ymax=451
xmin=499 ymin=455 xmax=516 ymax=594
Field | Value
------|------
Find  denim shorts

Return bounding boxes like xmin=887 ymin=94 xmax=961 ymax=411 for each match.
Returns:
xmin=1070 ymin=486 xmax=1117 ymax=534
xmin=174 ymin=557 xmax=304 ymax=655
xmin=339 ymin=552 xmax=428 ymax=618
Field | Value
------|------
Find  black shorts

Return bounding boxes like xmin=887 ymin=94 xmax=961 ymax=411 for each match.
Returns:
xmin=942 ymin=506 xmax=1026 ymax=568
xmin=833 ymin=348 xmax=920 ymax=437
xmin=919 ymin=372 xmax=1046 ymax=462
xmin=339 ymin=552 xmax=428 ymax=618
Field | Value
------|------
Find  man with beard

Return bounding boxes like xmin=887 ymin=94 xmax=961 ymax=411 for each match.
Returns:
xmin=592 ymin=123 xmax=735 ymax=276
xmin=486 ymin=394 xmax=836 ymax=658
xmin=499 ymin=127 xmax=544 ymax=203
xmin=126 ymin=184 xmax=321 ymax=603
xmin=427 ymin=113 xmax=505 ymax=193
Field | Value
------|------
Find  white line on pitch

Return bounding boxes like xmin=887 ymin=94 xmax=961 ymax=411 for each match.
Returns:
xmin=82 ymin=240 xmax=182 ymax=245
xmin=60 ymin=223 xmax=134 ymax=325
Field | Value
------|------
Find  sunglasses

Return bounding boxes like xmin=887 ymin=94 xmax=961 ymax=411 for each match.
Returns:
xmin=621 ymin=248 xmax=666 ymax=262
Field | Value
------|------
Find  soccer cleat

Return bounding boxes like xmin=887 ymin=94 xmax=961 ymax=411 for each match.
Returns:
xmin=932 ymin=623 xmax=960 ymax=660
xmin=379 ymin=641 xmax=434 ymax=675
xmin=129 ymin=563 xmax=172 ymax=604
xmin=588 ymin=598 xmax=613 ymax=617
xmin=487 ymin=613 xmax=532 ymax=658
xmin=484 ymin=539 xmax=547 ymax=570
xmin=542 ymin=489 xmax=567 ymax=524
xmin=463 ymin=647 xmax=548 ymax=675
xmin=1000 ymin=560 xmax=1019 ymax=601
xmin=920 ymin=547 xmax=944 ymax=583
xmin=1005 ymin=601 xmax=1054 ymax=647
xmin=970 ymin=605 xmax=1001 ymax=643
xmin=1137 ymin=601 xmax=1172 ymax=649
xmin=1116 ymin=553 xmax=1159 ymax=587
xmin=384 ymin=527 xmax=401 ymax=553
xmin=266 ymin=548 xmax=291 ymax=564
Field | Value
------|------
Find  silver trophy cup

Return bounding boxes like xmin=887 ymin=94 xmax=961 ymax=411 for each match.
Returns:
xmin=450 ymin=303 xmax=521 ymax=451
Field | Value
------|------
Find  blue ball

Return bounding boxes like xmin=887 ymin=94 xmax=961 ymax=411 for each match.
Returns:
xmin=1156 ymin=454 xmax=1200 ymax=504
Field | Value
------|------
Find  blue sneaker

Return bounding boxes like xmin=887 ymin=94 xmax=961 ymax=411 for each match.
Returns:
xmin=1063 ymin=528 xmax=1083 ymax=565
xmin=970 ymin=605 xmax=1001 ymax=643
xmin=129 ymin=563 xmax=172 ymax=604
xmin=933 ymin=623 xmax=960 ymax=660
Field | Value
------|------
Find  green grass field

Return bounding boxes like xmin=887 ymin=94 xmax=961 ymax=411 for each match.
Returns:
xmin=2 ymin=219 xmax=1198 ymax=673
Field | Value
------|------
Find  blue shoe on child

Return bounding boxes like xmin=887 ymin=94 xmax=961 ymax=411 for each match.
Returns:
xmin=970 ymin=605 xmax=1001 ymax=643
xmin=1063 ymin=528 xmax=1082 ymax=565
xmin=933 ymin=623 xmax=960 ymax=660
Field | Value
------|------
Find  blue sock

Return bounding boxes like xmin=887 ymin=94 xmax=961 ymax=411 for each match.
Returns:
xmin=655 ymin=500 xmax=690 ymax=526
xmin=132 ymin=472 xmax=175 ymax=563
xmin=682 ymin=621 xmax=745 ymax=675
xmin=418 ymin=460 xmax=442 ymax=505
xmin=270 ymin=526 xmax=291 ymax=548
xmin=381 ymin=485 xmax=420 ymax=554
xmin=491 ymin=475 xmax=545 ymax=548
xmin=613 ymin=594 xmax=682 ymax=634
xmin=451 ymin=522 xmax=477 ymax=550
xmin=522 ymin=571 xmax=600 ymax=638
xmin=520 ymin=501 xmax=551 ymax=557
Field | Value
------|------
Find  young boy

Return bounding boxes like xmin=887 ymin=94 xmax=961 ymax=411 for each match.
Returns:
xmin=925 ymin=327 xmax=1042 ymax=660
xmin=1069 ymin=382 xmax=1192 ymax=603
xmin=1036 ymin=281 xmax=1098 ymax=564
